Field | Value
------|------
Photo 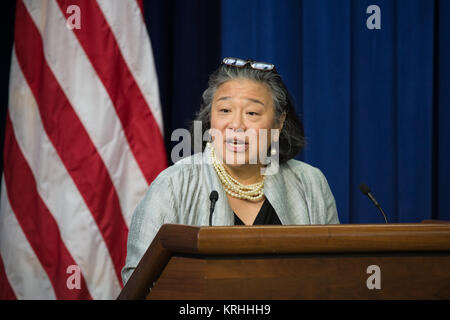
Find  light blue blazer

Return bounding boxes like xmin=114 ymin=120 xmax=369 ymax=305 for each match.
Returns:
xmin=122 ymin=145 xmax=339 ymax=284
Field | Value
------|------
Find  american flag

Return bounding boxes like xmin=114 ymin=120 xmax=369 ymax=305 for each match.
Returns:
xmin=0 ymin=0 xmax=166 ymax=299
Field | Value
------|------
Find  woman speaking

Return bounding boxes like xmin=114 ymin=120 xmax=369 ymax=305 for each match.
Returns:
xmin=122 ymin=58 xmax=339 ymax=284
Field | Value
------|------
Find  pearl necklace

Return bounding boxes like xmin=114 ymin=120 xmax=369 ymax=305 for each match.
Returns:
xmin=210 ymin=143 xmax=265 ymax=201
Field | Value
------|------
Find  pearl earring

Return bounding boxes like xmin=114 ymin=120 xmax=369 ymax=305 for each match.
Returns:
xmin=271 ymin=147 xmax=277 ymax=156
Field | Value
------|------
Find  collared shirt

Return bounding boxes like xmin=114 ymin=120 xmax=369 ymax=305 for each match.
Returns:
xmin=122 ymin=145 xmax=339 ymax=285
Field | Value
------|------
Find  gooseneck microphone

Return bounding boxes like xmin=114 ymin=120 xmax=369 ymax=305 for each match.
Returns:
xmin=209 ymin=191 xmax=219 ymax=226
xmin=359 ymin=183 xmax=389 ymax=223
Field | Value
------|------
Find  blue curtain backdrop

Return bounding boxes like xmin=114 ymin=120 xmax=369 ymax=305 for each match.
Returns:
xmin=143 ymin=0 xmax=450 ymax=224
xmin=1 ymin=1 xmax=448 ymax=224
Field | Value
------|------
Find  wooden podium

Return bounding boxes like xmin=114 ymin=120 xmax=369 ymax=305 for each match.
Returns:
xmin=118 ymin=223 xmax=450 ymax=300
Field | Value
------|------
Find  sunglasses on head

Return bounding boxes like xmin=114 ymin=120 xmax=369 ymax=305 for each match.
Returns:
xmin=221 ymin=57 xmax=276 ymax=72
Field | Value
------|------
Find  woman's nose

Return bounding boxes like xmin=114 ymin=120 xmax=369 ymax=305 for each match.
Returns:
xmin=228 ymin=112 xmax=245 ymax=131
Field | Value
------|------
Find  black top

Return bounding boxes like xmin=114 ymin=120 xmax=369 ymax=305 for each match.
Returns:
xmin=234 ymin=198 xmax=282 ymax=225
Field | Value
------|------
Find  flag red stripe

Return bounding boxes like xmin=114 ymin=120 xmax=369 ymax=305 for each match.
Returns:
xmin=14 ymin=0 xmax=127 ymax=284
xmin=136 ymin=0 xmax=145 ymax=17
xmin=0 ymin=254 xmax=16 ymax=300
xmin=3 ymin=114 xmax=92 ymax=299
xmin=57 ymin=0 xmax=167 ymax=184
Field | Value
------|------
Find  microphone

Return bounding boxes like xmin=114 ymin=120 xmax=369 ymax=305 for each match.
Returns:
xmin=359 ymin=183 xmax=389 ymax=223
xmin=209 ymin=191 xmax=219 ymax=226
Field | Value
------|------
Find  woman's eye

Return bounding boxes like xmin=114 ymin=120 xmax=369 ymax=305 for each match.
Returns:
xmin=219 ymin=108 xmax=230 ymax=113
xmin=247 ymin=111 xmax=259 ymax=116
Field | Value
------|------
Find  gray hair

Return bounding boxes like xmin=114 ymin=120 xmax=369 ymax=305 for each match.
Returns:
xmin=192 ymin=63 xmax=305 ymax=163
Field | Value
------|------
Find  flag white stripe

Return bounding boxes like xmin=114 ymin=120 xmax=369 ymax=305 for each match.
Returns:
xmin=0 ymin=175 xmax=56 ymax=300
xmin=8 ymin=49 xmax=121 ymax=299
xmin=23 ymin=0 xmax=149 ymax=226
xmin=97 ymin=0 xmax=164 ymax=134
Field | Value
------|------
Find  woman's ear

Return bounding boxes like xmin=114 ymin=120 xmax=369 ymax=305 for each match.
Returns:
xmin=277 ymin=112 xmax=287 ymax=132
xmin=272 ymin=112 xmax=286 ymax=143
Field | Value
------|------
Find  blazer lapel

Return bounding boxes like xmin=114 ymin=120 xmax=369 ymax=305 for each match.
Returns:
xmin=264 ymin=164 xmax=311 ymax=225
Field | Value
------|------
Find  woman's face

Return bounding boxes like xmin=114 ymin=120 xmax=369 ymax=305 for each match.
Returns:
xmin=210 ymin=78 xmax=283 ymax=168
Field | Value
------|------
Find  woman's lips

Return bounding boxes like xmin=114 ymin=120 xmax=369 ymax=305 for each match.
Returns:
xmin=225 ymin=139 xmax=249 ymax=153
